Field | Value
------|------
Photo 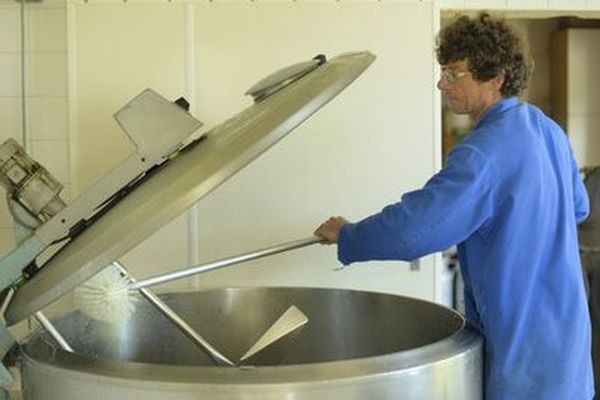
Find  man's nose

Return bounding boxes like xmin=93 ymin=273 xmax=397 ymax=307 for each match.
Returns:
xmin=437 ymin=77 xmax=449 ymax=91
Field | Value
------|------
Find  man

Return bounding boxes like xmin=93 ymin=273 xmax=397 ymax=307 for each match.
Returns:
xmin=315 ymin=13 xmax=593 ymax=400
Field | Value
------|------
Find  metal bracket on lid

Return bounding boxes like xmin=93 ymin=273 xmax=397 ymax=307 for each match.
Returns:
xmin=0 ymin=91 xmax=203 ymax=328
xmin=245 ymin=54 xmax=327 ymax=102
xmin=113 ymin=89 xmax=204 ymax=161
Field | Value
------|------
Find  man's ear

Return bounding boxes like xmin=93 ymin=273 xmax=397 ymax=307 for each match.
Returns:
xmin=492 ymin=71 xmax=506 ymax=91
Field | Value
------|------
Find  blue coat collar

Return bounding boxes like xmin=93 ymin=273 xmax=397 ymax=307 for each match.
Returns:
xmin=473 ymin=97 xmax=520 ymax=130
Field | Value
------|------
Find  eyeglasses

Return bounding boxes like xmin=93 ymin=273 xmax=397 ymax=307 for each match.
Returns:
xmin=440 ymin=68 xmax=471 ymax=84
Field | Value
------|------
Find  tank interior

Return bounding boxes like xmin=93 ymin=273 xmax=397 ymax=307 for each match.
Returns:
xmin=27 ymin=287 xmax=465 ymax=367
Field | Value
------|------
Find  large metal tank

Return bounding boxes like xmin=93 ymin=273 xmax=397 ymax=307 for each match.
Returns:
xmin=20 ymin=287 xmax=483 ymax=399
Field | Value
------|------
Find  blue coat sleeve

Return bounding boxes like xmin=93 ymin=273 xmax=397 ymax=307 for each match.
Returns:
xmin=338 ymin=144 xmax=495 ymax=264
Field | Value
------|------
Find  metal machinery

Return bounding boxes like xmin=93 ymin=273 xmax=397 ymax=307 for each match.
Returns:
xmin=579 ymin=166 xmax=600 ymax=397
xmin=0 ymin=51 xmax=483 ymax=399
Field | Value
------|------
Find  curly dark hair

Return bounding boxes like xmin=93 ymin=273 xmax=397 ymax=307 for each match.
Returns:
xmin=436 ymin=13 xmax=531 ymax=97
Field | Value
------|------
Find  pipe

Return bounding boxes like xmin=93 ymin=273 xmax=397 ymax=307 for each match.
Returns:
xmin=129 ymin=236 xmax=324 ymax=291
xmin=112 ymin=262 xmax=234 ymax=367
xmin=34 ymin=312 xmax=73 ymax=352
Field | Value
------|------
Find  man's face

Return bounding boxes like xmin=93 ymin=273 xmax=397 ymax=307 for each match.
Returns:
xmin=437 ymin=59 xmax=503 ymax=121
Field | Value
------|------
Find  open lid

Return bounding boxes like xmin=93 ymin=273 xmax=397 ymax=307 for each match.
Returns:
xmin=6 ymin=51 xmax=375 ymax=325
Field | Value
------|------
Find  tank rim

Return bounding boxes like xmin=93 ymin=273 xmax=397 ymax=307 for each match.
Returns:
xmin=21 ymin=286 xmax=483 ymax=385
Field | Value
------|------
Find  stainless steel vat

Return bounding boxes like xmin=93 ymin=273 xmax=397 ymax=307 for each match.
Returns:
xmin=21 ymin=287 xmax=483 ymax=399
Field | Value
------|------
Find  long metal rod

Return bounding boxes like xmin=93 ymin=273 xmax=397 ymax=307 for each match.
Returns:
xmin=112 ymin=262 xmax=234 ymax=367
xmin=130 ymin=236 xmax=324 ymax=290
xmin=3 ymin=289 xmax=72 ymax=352
xmin=34 ymin=311 xmax=73 ymax=352
xmin=136 ymin=287 xmax=233 ymax=366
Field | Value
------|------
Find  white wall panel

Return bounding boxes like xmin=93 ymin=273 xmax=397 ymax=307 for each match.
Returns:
xmin=560 ymin=29 xmax=600 ymax=168
xmin=566 ymin=29 xmax=600 ymax=115
xmin=0 ymin=53 xmax=20 ymax=97
xmin=0 ymin=98 xmax=21 ymax=142
xmin=505 ymin=0 xmax=548 ymax=9
xmin=440 ymin=0 xmax=600 ymax=10
xmin=463 ymin=0 xmax=506 ymax=9
xmin=547 ymin=0 xmax=587 ymax=10
xmin=567 ymin=115 xmax=600 ymax=168
xmin=0 ymin=7 xmax=20 ymax=53
xmin=26 ymin=96 xmax=68 ymax=140
xmin=0 ymin=3 xmax=19 ymax=241
xmin=24 ymin=7 xmax=67 ymax=53
xmin=436 ymin=0 xmax=465 ymax=7
xmin=24 ymin=53 xmax=67 ymax=96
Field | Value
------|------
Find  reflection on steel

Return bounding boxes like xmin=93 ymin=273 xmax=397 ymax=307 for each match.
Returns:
xmin=239 ymin=305 xmax=308 ymax=365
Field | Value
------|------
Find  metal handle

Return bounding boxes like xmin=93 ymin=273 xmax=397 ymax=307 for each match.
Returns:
xmin=112 ymin=262 xmax=234 ymax=366
xmin=34 ymin=311 xmax=73 ymax=352
xmin=130 ymin=236 xmax=325 ymax=290
xmin=136 ymin=287 xmax=234 ymax=366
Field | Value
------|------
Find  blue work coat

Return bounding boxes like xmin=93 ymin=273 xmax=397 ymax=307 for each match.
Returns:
xmin=338 ymin=97 xmax=594 ymax=400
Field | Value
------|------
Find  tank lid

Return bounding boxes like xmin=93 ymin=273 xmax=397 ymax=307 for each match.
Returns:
xmin=5 ymin=51 xmax=375 ymax=325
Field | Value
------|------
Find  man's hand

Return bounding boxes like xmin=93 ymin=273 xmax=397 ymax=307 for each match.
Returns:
xmin=314 ymin=216 xmax=349 ymax=244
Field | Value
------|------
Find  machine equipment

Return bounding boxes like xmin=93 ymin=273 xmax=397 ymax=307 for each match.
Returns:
xmin=0 ymin=51 xmax=483 ymax=399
